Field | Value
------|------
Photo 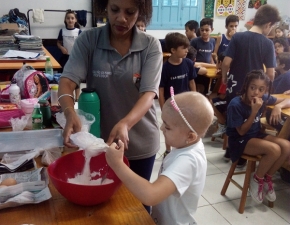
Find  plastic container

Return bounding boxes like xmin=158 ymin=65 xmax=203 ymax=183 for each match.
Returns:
xmin=38 ymin=99 xmax=51 ymax=128
xmin=45 ymin=57 xmax=53 ymax=76
xmin=50 ymin=85 xmax=58 ymax=106
xmin=32 ymin=103 xmax=43 ymax=130
xmin=20 ymin=98 xmax=38 ymax=114
xmin=78 ymin=88 xmax=100 ymax=137
xmin=9 ymin=78 xmax=21 ymax=106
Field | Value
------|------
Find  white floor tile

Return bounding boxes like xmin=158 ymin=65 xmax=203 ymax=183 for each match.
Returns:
xmin=213 ymin=197 xmax=290 ymax=225
xmin=206 ymin=152 xmax=232 ymax=173
xmin=197 ymin=196 xmax=210 ymax=207
xmin=195 ymin=205 xmax=230 ymax=225
xmin=270 ymin=188 xmax=290 ymax=223
xmin=201 ymin=173 xmax=246 ymax=204
xmin=206 ymin=160 xmax=223 ymax=176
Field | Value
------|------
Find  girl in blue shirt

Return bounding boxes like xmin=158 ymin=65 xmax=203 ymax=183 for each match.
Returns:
xmin=226 ymin=70 xmax=290 ymax=205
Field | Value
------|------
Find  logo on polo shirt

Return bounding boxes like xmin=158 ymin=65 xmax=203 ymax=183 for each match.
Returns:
xmin=93 ymin=70 xmax=112 ymax=78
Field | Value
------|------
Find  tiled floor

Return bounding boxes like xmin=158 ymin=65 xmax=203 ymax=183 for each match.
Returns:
xmin=150 ymin=100 xmax=290 ymax=225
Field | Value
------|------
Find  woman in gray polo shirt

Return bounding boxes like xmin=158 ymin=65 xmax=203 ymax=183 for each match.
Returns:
xmin=58 ymin=0 xmax=162 ymax=210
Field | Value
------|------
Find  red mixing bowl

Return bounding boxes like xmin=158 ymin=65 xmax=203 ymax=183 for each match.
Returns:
xmin=48 ymin=150 xmax=129 ymax=206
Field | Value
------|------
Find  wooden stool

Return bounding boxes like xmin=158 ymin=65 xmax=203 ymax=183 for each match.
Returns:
xmin=220 ymin=154 xmax=274 ymax=214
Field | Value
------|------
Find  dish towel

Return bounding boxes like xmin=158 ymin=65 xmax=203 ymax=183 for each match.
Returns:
xmin=235 ymin=0 xmax=247 ymax=20
xmin=32 ymin=9 xmax=44 ymax=23
xmin=75 ymin=10 xmax=87 ymax=27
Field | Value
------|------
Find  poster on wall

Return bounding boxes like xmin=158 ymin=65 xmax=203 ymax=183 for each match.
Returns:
xmin=248 ymin=0 xmax=267 ymax=9
xmin=216 ymin=0 xmax=235 ymax=17
xmin=235 ymin=0 xmax=247 ymax=20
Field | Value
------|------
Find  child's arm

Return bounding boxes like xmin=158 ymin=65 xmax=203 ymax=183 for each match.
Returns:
xmin=265 ymin=68 xmax=275 ymax=82
xmin=57 ymin=40 xmax=68 ymax=55
xmin=283 ymin=90 xmax=290 ymax=95
xmin=222 ymin=56 xmax=232 ymax=84
xmin=268 ymin=98 xmax=290 ymax=125
xmin=189 ymin=79 xmax=196 ymax=92
xmin=212 ymin=35 xmax=221 ymax=62
xmin=195 ymin=62 xmax=216 ymax=68
xmin=106 ymin=141 xmax=177 ymax=206
xmin=159 ymin=87 xmax=165 ymax=110
xmin=236 ymin=97 xmax=263 ymax=136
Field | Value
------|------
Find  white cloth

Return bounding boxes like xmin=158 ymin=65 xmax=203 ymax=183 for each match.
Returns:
xmin=151 ymin=140 xmax=207 ymax=225
xmin=32 ymin=9 xmax=44 ymax=23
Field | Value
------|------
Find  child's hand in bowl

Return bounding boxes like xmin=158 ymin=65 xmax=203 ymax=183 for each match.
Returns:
xmin=106 ymin=140 xmax=125 ymax=170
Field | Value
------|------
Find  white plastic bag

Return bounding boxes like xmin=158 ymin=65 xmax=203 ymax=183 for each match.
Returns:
xmin=41 ymin=147 xmax=62 ymax=166
xmin=70 ymin=132 xmax=108 ymax=157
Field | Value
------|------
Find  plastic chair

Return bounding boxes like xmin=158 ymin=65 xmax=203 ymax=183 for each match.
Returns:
xmin=221 ymin=154 xmax=274 ymax=214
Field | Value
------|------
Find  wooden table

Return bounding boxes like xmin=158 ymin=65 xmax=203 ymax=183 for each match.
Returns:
xmin=0 ymin=142 xmax=155 ymax=224
xmin=0 ymin=47 xmax=61 ymax=70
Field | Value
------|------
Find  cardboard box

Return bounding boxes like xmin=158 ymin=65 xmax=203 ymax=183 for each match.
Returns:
xmin=0 ymin=23 xmax=19 ymax=36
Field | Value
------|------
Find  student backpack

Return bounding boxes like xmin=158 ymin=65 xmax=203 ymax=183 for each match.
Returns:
xmin=13 ymin=64 xmax=50 ymax=99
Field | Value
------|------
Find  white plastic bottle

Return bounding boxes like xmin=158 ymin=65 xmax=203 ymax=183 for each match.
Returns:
xmin=45 ymin=57 xmax=54 ymax=75
xmin=9 ymin=78 xmax=21 ymax=106
xmin=50 ymin=84 xmax=59 ymax=106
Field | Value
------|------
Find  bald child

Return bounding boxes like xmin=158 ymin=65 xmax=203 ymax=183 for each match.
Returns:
xmin=106 ymin=90 xmax=214 ymax=225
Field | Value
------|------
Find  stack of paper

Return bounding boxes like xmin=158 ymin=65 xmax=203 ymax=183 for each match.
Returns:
xmin=2 ymin=50 xmax=40 ymax=59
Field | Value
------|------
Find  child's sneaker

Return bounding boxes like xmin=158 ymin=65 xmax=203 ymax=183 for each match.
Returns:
xmin=212 ymin=123 xmax=226 ymax=137
xmin=236 ymin=158 xmax=247 ymax=169
xmin=263 ymin=174 xmax=276 ymax=201
xmin=249 ymin=173 xmax=264 ymax=204
xmin=223 ymin=148 xmax=230 ymax=162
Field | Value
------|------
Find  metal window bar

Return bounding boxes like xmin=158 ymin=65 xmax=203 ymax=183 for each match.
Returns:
xmin=26 ymin=9 xmax=92 ymax=35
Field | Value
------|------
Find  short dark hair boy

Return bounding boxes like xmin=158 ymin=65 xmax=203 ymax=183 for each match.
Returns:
xmin=185 ymin=20 xmax=199 ymax=41
xmin=225 ymin=15 xmax=239 ymax=27
xmin=165 ymin=32 xmax=190 ymax=54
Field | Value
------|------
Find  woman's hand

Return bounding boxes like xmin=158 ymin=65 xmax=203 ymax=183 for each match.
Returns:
xmin=106 ymin=120 xmax=130 ymax=150
xmin=105 ymin=140 xmax=124 ymax=170
xmin=63 ymin=109 xmax=82 ymax=148
xmin=269 ymin=106 xmax=282 ymax=125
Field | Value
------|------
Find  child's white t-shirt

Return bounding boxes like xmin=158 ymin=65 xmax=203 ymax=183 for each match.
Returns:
xmin=62 ymin=28 xmax=80 ymax=54
xmin=151 ymin=140 xmax=207 ymax=225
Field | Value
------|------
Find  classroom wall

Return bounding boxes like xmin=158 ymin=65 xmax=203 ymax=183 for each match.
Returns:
xmin=0 ymin=0 xmax=289 ymax=39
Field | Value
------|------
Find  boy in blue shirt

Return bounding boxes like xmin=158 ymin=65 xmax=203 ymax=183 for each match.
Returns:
xmin=185 ymin=20 xmax=199 ymax=42
xmin=213 ymin=15 xmax=239 ymax=63
xmin=222 ymin=5 xmax=280 ymax=102
xmin=190 ymin=18 xmax=215 ymax=64
xmin=191 ymin=18 xmax=216 ymax=94
xmin=159 ymin=32 xmax=197 ymax=155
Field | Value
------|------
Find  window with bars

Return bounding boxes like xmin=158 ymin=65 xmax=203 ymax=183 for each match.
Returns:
xmin=149 ymin=0 xmax=202 ymax=29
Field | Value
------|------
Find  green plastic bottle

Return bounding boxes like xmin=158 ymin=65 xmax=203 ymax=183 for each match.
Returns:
xmin=78 ymin=88 xmax=101 ymax=137
xmin=32 ymin=103 xmax=43 ymax=130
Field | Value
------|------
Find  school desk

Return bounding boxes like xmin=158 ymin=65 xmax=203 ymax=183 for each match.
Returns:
xmin=0 ymin=132 xmax=155 ymax=225
xmin=0 ymin=47 xmax=61 ymax=70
